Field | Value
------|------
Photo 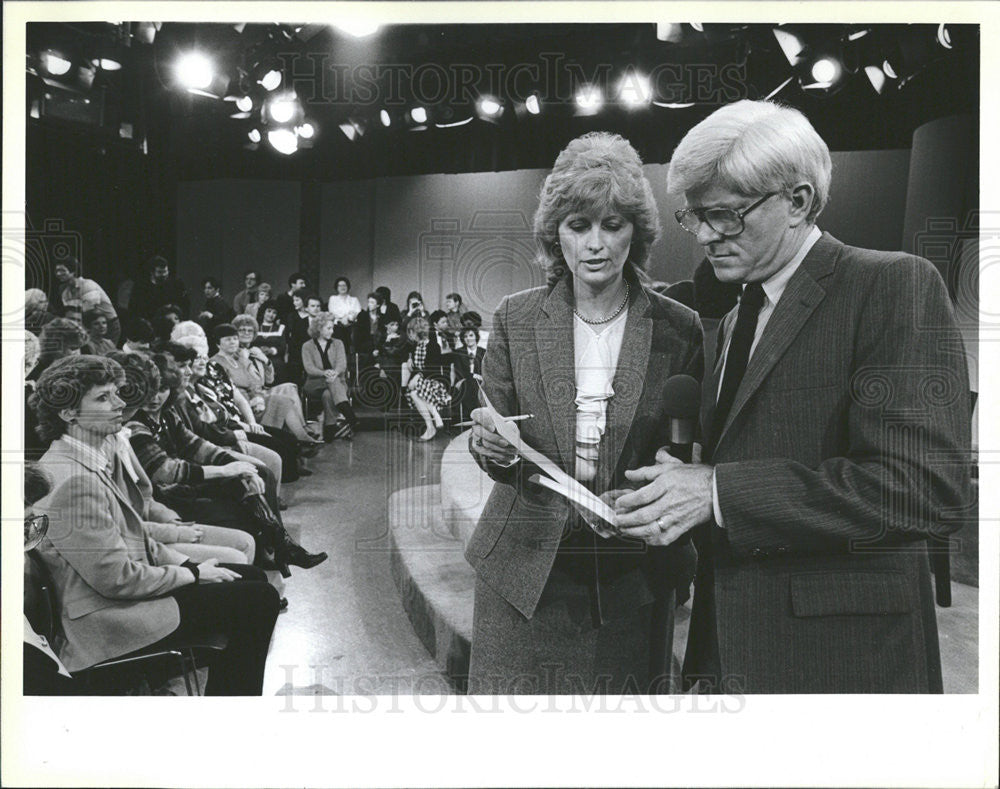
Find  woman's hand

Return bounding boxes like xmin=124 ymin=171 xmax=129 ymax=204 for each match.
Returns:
xmin=219 ymin=460 xmax=258 ymax=478
xmin=175 ymin=525 xmax=204 ymax=543
xmin=470 ymin=407 xmax=519 ymax=466
xmin=197 ymin=559 xmax=240 ymax=583
xmin=247 ymin=422 xmax=266 ymax=435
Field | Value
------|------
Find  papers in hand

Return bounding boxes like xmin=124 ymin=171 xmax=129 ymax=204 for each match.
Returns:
xmin=477 ymin=386 xmax=618 ymax=534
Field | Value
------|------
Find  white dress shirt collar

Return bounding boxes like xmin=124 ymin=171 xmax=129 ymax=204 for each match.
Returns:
xmin=756 ymin=224 xmax=822 ymax=307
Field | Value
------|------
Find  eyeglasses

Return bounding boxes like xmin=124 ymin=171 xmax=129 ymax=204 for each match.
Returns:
xmin=675 ymin=193 xmax=775 ymax=238
xmin=24 ymin=513 xmax=49 ymax=551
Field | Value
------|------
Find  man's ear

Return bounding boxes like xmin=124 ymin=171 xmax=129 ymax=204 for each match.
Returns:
xmin=788 ymin=182 xmax=815 ymax=226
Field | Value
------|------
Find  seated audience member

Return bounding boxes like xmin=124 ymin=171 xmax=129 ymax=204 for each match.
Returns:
xmin=245 ymin=282 xmax=272 ymax=321
xmin=52 ymin=256 xmax=121 ymax=343
xmin=303 ymin=312 xmax=359 ymax=441
xmin=284 ymin=290 xmax=312 ymax=384
xmin=24 ymin=331 xmax=49 ymax=459
xmin=461 ymin=310 xmax=488 ymax=348
xmin=274 ymin=273 xmax=308 ymax=322
xmin=83 ymin=312 xmax=117 ymax=356
xmin=23 ymin=462 xmax=79 ymax=695
xmin=28 ymin=355 xmax=280 ymax=695
xmin=374 ymin=317 xmax=408 ymax=410
xmin=211 ymin=322 xmax=322 ymax=446
xmin=354 ymin=292 xmax=382 ymax=358
xmin=449 ymin=326 xmax=485 ymax=416
xmin=124 ymin=352 xmax=326 ymax=576
xmin=429 ymin=309 xmax=456 ymax=352
xmin=405 ymin=315 xmax=451 ymax=441
xmin=198 ymin=277 xmax=236 ymax=333
xmin=121 ymin=318 xmax=156 ymax=354
xmin=30 ymin=318 xmax=92 ymax=381
xmin=129 ymin=256 xmax=190 ymax=323
xmin=400 ymin=291 xmax=427 ymax=336
xmin=253 ymin=300 xmax=289 ymax=383
xmin=444 ymin=292 xmax=464 ymax=345
xmin=174 ymin=332 xmax=314 ymax=477
xmin=155 ymin=343 xmax=286 ymax=497
xmin=151 ymin=303 xmax=183 ymax=347
xmin=25 ymin=288 xmax=57 ymax=335
xmin=327 ymin=277 xmax=361 ymax=352
xmin=374 ymin=286 xmax=401 ymax=329
xmin=232 ymin=270 xmax=259 ymax=316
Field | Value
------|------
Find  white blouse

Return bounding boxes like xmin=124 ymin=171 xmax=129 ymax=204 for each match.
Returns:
xmin=573 ymin=307 xmax=628 ymax=480
xmin=328 ymin=294 xmax=361 ymax=324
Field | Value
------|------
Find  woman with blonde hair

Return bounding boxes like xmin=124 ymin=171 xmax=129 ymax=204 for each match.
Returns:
xmin=303 ymin=311 xmax=359 ymax=441
xmin=405 ymin=314 xmax=451 ymax=441
xmin=465 ymin=131 xmax=704 ymax=694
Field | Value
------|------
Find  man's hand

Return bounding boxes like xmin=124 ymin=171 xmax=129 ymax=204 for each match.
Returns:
xmin=613 ymin=462 xmax=715 ymax=546
xmin=198 ymin=559 xmax=239 ymax=583
xmin=175 ymin=525 xmax=205 ymax=543
xmin=219 ymin=461 xmax=258 ymax=478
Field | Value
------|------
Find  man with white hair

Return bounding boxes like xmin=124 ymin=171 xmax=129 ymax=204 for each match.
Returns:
xmin=613 ymin=100 xmax=971 ymax=693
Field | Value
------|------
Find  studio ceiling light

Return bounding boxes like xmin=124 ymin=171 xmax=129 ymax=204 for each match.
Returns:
xmin=175 ymin=52 xmax=214 ymax=91
xmin=41 ymin=50 xmax=73 ymax=76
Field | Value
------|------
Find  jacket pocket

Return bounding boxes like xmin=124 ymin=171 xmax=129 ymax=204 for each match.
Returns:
xmin=790 ymin=571 xmax=916 ymax=617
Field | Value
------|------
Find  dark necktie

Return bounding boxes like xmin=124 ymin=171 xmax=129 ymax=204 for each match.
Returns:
xmin=709 ymin=282 xmax=765 ymax=450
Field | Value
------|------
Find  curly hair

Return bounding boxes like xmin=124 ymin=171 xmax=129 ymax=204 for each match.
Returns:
xmin=38 ymin=317 xmax=90 ymax=358
xmin=406 ymin=315 xmax=430 ymax=342
xmin=534 ymin=132 xmax=661 ymax=286
xmin=170 ymin=320 xmax=207 ymax=343
xmin=106 ymin=350 xmax=161 ymax=412
xmin=258 ymin=299 xmax=282 ymax=324
xmin=232 ymin=313 xmax=259 ymax=340
xmin=29 ymin=355 xmax=125 ymax=443
xmin=307 ymin=311 xmax=337 ymax=340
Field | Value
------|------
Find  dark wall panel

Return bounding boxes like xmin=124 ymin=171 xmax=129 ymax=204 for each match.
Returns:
xmin=176 ymin=179 xmax=301 ymax=301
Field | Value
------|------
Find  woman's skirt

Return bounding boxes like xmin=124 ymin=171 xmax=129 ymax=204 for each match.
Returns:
xmin=408 ymin=375 xmax=451 ymax=408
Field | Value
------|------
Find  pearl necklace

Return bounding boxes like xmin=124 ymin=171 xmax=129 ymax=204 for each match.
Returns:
xmin=573 ymin=281 xmax=630 ymax=325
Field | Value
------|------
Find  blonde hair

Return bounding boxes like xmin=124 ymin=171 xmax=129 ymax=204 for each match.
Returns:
xmin=667 ymin=100 xmax=831 ymax=223
xmin=307 ymin=311 xmax=337 ymax=340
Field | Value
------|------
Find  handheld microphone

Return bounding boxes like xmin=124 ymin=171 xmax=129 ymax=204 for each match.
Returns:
xmin=662 ymin=374 xmax=701 ymax=463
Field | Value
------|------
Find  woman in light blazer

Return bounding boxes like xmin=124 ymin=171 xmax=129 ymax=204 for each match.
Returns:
xmin=303 ymin=311 xmax=359 ymax=441
xmin=466 ymin=132 xmax=704 ymax=694
xmin=28 ymin=355 xmax=281 ymax=694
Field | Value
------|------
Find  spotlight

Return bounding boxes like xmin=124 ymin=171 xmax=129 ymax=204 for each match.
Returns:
xmin=477 ymin=96 xmax=502 ymax=117
xmin=267 ymin=94 xmax=298 ymax=124
xmin=339 ymin=122 xmax=358 ymax=141
xmin=525 ymin=94 xmax=541 ymax=115
xmin=380 ymin=109 xmax=391 ymax=127
xmin=864 ymin=65 xmax=887 ymax=94
xmin=772 ymin=29 xmax=805 ymax=66
xmin=297 ymin=122 xmax=315 ymax=139
xmin=236 ymin=95 xmax=253 ymax=112
xmin=847 ymin=29 xmax=870 ymax=42
xmin=689 ymin=23 xmax=704 ymax=33
xmin=248 ymin=128 xmax=261 ymax=143
xmin=175 ymin=52 xmax=214 ymax=91
xmin=95 ymin=58 xmax=121 ymax=72
xmin=410 ymin=106 xmax=428 ymax=124
xmin=575 ymin=85 xmax=602 ymax=114
xmin=656 ymin=23 xmax=683 ymax=43
xmin=259 ymin=69 xmax=282 ymax=91
xmin=333 ymin=21 xmax=381 ymax=38
xmin=810 ymin=57 xmax=840 ymax=85
xmin=267 ymin=128 xmax=298 ymax=155
xmin=618 ymin=72 xmax=652 ymax=107
xmin=41 ymin=50 xmax=73 ymax=77
xmin=882 ymin=59 xmax=898 ymax=80
xmin=936 ymin=24 xmax=953 ymax=49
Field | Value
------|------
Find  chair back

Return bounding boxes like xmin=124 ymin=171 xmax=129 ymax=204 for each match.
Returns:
xmin=24 ymin=550 xmax=56 ymax=640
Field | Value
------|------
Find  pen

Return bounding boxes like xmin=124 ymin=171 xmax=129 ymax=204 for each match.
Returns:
xmin=454 ymin=414 xmax=534 ymax=428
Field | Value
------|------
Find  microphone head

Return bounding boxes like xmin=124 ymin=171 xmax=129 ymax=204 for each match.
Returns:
xmin=662 ymin=374 xmax=701 ymax=418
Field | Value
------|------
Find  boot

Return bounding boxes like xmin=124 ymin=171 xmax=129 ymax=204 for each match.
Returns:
xmin=335 ymin=401 xmax=358 ymax=439
xmin=245 ymin=493 xmax=328 ymax=572
xmin=243 ymin=494 xmax=291 ymax=577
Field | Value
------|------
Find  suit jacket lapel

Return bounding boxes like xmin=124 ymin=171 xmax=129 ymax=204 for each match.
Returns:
xmin=536 ymin=278 xmax=577 ymax=472
xmin=598 ymin=284 xmax=652 ymax=493
xmin=715 ymin=232 xmax=841 ymax=448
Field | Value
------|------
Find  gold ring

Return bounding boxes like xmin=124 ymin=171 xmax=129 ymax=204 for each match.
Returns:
xmin=656 ymin=517 xmax=666 ymax=532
